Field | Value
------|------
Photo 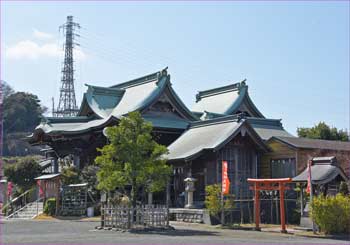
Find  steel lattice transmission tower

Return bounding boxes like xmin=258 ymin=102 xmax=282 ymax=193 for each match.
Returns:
xmin=54 ymin=16 xmax=80 ymax=117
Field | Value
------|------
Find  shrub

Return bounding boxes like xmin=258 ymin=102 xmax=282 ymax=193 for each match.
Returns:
xmin=44 ymin=198 xmax=56 ymax=216
xmin=205 ymin=184 xmax=235 ymax=218
xmin=311 ymin=194 xmax=350 ymax=234
xmin=339 ymin=182 xmax=349 ymax=196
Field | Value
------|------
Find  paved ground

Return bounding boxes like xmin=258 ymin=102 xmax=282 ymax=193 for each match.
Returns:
xmin=1 ymin=220 xmax=349 ymax=244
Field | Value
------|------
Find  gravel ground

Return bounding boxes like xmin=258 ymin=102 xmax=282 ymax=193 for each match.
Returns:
xmin=1 ymin=220 xmax=349 ymax=244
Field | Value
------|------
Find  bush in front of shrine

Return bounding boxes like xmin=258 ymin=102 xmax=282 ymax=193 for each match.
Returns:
xmin=44 ymin=198 xmax=56 ymax=216
xmin=205 ymin=184 xmax=235 ymax=221
xmin=311 ymin=194 xmax=350 ymax=234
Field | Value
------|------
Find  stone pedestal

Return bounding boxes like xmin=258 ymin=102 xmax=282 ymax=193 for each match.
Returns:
xmin=184 ymin=177 xmax=196 ymax=209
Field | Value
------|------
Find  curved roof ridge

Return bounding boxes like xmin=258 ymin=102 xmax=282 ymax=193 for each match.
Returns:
xmin=85 ymin=84 xmax=125 ymax=96
xmin=196 ymin=79 xmax=246 ymax=102
xmin=165 ymin=81 xmax=199 ymax=121
xmin=241 ymin=90 xmax=265 ymax=118
xmin=111 ymin=67 xmax=168 ymax=89
xmin=190 ymin=114 xmax=244 ymax=128
xmin=247 ymin=117 xmax=282 ymax=127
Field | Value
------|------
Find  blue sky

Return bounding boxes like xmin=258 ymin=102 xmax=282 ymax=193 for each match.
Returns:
xmin=1 ymin=1 xmax=349 ymax=135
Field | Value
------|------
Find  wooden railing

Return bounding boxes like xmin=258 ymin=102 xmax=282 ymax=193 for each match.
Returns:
xmin=101 ymin=204 xmax=169 ymax=229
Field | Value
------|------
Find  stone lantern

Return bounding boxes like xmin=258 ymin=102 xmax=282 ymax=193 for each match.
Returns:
xmin=184 ymin=177 xmax=196 ymax=209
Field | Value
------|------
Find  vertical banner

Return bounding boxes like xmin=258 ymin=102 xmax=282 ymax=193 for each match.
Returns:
xmin=37 ymin=180 xmax=44 ymax=198
xmin=222 ymin=161 xmax=230 ymax=195
xmin=7 ymin=181 xmax=13 ymax=198
xmin=306 ymin=160 xmax=312 ymax=194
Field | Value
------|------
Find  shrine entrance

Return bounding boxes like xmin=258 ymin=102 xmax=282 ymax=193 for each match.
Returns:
xmin=247 ymin=178 xmax=292 ymax=233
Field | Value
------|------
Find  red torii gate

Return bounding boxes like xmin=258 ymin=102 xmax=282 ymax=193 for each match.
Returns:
xmin=247 ymin=178 xmax=292 ymax=233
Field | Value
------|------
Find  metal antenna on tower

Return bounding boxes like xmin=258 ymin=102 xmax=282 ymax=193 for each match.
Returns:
xmin=53 ymin=16 xmax=80 ymax=117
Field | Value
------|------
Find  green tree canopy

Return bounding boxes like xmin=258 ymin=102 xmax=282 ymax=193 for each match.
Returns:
xmin=95 ymin=111 xmax=171 ymax=207
xmin=4 ymin=157 xmax=42 ymax=192
xmin=3 ymin=92 xmax=46 ymax=133
xmin=297 ymin=122 xmax=348 ymax=141
xmin=1 ymin=80 xmax=14 ymax=99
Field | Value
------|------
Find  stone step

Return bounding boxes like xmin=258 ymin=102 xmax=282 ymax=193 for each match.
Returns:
xmin=6 ymin=201 xmax=44 ymax=220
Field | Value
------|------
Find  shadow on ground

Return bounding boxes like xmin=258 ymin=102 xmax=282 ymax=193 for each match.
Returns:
xmin=297 ymin=233 xmax=350 ymax=242
xmin=129 ymin=228 xmax=219 ymax=237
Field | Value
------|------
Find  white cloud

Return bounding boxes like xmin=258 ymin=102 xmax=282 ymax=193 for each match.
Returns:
xmin=5 ymin=40 xmax=86 ymax=60
xmin=32 ymin=29 xmax=54 ymax=40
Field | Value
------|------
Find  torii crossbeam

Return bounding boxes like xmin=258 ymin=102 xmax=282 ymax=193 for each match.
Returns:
xmin=247 ymin=178 xmax=292 ymax=233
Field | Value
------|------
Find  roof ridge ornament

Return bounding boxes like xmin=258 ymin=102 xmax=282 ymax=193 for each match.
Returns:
xmin=195 ymin=79 xmax=247 ymax=101
xmin=111 ymin=67 xmax=169 ymax=89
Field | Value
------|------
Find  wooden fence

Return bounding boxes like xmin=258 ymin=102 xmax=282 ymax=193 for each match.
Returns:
xmin=101 ymin=204 xmax=169 ymax=229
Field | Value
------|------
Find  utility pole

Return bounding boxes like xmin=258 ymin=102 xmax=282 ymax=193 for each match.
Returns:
xmin=53 ymin=16 xmax=80 ymax=117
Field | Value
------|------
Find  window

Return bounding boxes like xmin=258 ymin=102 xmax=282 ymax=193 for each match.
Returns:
xmin=271 ymin=158 xmax=296 ymax=178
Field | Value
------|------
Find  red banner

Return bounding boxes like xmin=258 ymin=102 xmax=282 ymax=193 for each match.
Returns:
xmin=306 ymin=160 xmax=312 ymax=194
xmin=222 ymin=161 xmax=230 ymax=195
xmin=37 ymin=180 xmax=44 ymax=198
xmin=7 ymin=181 xmax=13 ymax=197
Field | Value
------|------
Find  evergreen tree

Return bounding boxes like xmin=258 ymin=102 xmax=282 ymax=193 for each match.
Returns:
xmin=95 ymin=111 xmax=171 ymax=208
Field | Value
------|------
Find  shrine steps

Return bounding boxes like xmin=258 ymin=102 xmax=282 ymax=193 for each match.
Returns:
xmin=6 ymin=201 xmax=44 ymax=220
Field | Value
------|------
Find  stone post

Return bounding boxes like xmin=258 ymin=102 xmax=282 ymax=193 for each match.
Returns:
xmin=184 ymin=177 xmax=196 ymax=209
xmin=148 ymin=192 xmax=153 ymax=205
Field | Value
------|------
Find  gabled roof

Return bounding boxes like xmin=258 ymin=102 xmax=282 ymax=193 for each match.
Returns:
xmin=78 ymin=85 xmax=125 ymax=118
xmin=29 ymin=68 xmax=196 ymax=141
xmin=247 ymin=117 xmax=294 ymax=140
xmin=167 ymin=115 xmax=268 ymax=162
xmin=293 ymin=157 xmax=348 ymax=184
xmin=78 ymin=69 xmax=168 ymax=119
xmin=192 ymin=80 xmax=264 ymax=118
xmin=269 ymin=136 xmax=350 ymax=151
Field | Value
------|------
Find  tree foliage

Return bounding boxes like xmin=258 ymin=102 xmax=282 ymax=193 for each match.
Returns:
xmin=1 ymin=80 xmax=14 ymax=99
xmin=60 ymin=166 xmax=81 ymax=186
xmin=4 ymin=157 xmax=42 ymax=192
xmin=3 ymin=92 xmax=46 ymax=133
xmin=339 ymin=182 xmax=349 ymax=196
xmin=297 ymin=122 xmax=348 ymax=141
xmin=95 ymin=111 xmax=171 ymax=207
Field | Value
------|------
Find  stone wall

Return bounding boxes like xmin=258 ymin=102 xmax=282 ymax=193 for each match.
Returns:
xmin=169 ymin=208 xmax=204 ymax=223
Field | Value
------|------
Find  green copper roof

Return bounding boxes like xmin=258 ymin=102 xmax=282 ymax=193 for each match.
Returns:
xmin=29 ymin=68 xmax=196 ymax=140
xmin=192 ymin=80 xmax=264 ymax=118
xmin=79 ymin=85 xmax=125 ymax=118
xmin=35 ymin=117 xmax=115 ymax=135
xmin=110 ymin=74 xmax=168 ymax=117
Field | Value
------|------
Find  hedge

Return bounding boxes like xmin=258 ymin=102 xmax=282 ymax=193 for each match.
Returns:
xmin=43 ymin=198 xmax=56 ymax=216
xmin=311 ymin=194 xmax=350 ymax=234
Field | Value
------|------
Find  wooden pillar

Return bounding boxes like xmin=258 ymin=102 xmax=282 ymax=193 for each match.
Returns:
xmin=254 ymin=183 xmax=261 ymax=231
xmin=279 ymin=183 xmax=287 ymax=233
xmin=55 ymin=178 xmax=60 ymax=216
xmin=53 ymin=157 xmax=59 ymax=174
